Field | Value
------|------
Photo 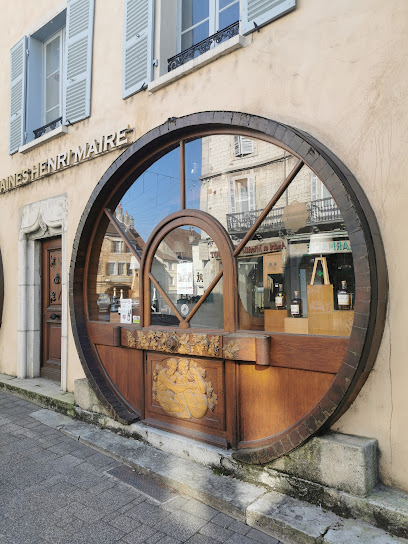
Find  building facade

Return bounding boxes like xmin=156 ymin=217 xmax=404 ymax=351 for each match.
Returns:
xmin=0 ymin=0 xmax=407 ymax=495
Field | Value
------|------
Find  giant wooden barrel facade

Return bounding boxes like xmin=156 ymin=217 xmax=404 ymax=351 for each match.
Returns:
xmin=70 ymin=112 xmax=387 ymax=463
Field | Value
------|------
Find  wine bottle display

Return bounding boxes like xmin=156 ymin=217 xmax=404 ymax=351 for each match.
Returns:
xmin=275 ymin=283 xmax=286 ymax=309
xmin=290 ymin=290 xmax=302 ymax=318
xmin=337 ymin=280 xmax=352 ymax=310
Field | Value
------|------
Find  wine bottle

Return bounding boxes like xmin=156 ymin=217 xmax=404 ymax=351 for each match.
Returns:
xmin=275 ymin=283 xmax=286 ymax=310
xmin=290 ymin=290 xmax=302 ymax=318
xmin=337 ymin=280 xmax=352 ymax=310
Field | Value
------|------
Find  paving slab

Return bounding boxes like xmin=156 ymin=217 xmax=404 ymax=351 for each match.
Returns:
xmin=31 ymin=408 xmax=267 ymax=521
xmin=323 ymin=518 xmax=408 ymax=543
xmin=246 ymin=492 xmax=341 ymax=544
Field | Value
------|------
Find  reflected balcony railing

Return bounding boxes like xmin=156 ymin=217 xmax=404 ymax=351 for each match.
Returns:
xmin=226 ymin=197 xmax=342 ymax=234
xmin=168 ymin=21 xmax=239 ymax=72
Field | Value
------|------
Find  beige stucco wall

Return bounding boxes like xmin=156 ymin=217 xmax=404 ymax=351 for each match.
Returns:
xmin=0 ymin=0 xmax=407 ymax=491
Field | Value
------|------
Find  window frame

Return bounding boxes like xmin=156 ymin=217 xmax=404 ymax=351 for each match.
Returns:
xmin=9 ymin=0 xmax=95 ymax=154
xmin=42 ymin=28 xmax=66 ymax=128
xmin=177 ymin=0 xmax=239 ymax=53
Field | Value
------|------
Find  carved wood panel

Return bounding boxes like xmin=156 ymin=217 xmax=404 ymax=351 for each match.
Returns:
xmin=145 ymin=353 xmax=225 ymax=434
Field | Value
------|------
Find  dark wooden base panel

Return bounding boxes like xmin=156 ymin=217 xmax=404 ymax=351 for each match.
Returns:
xmin=237 ymin=364 xmax=335 ymax=445
xmin=95 ymin=345 xmax=144 ymax=415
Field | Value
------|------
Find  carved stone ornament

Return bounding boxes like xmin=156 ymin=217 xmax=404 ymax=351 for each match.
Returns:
xmin=223 ymin=341 xmax=239 ymax=360
xmin=152 ymin=357 xmax=218 ymax=419
xmin=126 ymin=330 xmax=220 ymax=358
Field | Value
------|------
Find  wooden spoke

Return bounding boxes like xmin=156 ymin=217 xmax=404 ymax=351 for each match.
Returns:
xmin=149 ymin=272 xmax=186 ymax=325
xmin=233 ymin=159 xmax=304 ymax=257
xmin=185 ymin=269 xmax=224 ymax=323
xmin=104 ymin=208 xmax=142 ymax=263
xmin=180 ymin=139 xmax=186 ymax=210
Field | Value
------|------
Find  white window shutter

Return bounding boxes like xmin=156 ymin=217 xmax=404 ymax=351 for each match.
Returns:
xmin=234 ymin=135 xmax=241 ymax=157
xmin=241 ymin=137 xmax=254 ymax=156
xmin=248 ymin=177 xmax=256 ymax=211
xmin=63 ymin=0 xmax=95 ymax=125
xmin=311 ymin=173 xmax=318 ymax=201
xmin=240 ymin=0 xmax=296 ymax=36
xmin=9 ymin=37 xmax=27 ymax=154
xmin=123 ymin=0 xmax=154 ymax=99
xmin=229 ymin=180 xmax=237 ymax=213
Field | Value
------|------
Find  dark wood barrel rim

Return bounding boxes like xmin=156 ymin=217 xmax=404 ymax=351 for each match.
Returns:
xmin=69 ymin=111 xmax=388 ymax=460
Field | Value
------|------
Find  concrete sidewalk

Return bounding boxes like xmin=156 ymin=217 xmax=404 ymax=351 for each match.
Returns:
xmin=0 ymin=389 xmax=280 ymax=544
xmin=0 ymin=382 xmax=407 ymax=543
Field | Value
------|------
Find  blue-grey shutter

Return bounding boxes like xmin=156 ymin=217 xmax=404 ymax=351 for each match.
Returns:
xmin=63 ymin=0 xmax=94 ymax=124
xmin=123 ymin=0 xmax=154 ymax=99
xmin=240 ymin=0 xmax=296 ymax=36
xmin=9 ymin=37 xmax=27 ymax=154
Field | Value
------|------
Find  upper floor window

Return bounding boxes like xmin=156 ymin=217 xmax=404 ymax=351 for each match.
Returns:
xmin=44 ymin=30 xmax=65 ymax=126
xmin=9 ymin=0 xmax=95 ymax=154
xmin=234 ymin=135 xmax=254 ymax=157
xmin=113 ymin=241 xmax=123 ymax=253
xmin=179 ymin=0 xmax=239 ymax=52
xmin=123 ymin=0 xmax=297 ymax=95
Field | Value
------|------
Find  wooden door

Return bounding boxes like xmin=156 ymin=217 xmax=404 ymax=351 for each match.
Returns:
xmin=41 ymin=237 xmax=62 ymax=381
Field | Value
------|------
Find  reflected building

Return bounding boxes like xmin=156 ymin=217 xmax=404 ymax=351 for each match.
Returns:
xmin=194 ymin=135 xmax=353 ymax=331
xmin=95 ymin=204 xmax=144 ymax=313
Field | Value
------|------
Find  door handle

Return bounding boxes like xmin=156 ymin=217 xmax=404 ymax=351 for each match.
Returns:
xmin=49 ymin=313 xmax=60 ymax=320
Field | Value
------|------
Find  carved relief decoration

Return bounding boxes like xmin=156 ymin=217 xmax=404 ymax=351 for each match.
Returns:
xmin=223 ymin=341 xmax=240 ymax=360
xmin=126 ymin=330 xmax=221 ymax=358
xmin=152 ymin=357 xmax=218 ymax=419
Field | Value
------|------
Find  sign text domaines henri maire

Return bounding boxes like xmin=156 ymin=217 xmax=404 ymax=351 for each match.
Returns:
xmin=0 ymin=127 xmax=134 ymax=194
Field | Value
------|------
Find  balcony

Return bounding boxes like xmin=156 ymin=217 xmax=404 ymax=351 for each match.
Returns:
xmin=226 ymin=197 xmax=342 ymax=234
xmin=168 ymin=21 xmax=239 ymax=72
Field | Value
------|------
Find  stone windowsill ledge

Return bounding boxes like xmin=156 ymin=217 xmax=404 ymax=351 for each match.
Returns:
xmin=148 ymin=34 xmax=252 ymax=94
xmin=19 ymin=125 xmax=68 ymax=154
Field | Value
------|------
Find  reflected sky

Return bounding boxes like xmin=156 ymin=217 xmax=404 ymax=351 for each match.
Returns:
xmin=119 ymin=147 xmax=181 ymax=242
xmin=185 ymin=138 xmax=202 ymax=210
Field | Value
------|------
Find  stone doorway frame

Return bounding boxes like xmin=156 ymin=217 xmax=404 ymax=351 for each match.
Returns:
xmin=18 ymin=194 xmax=68 ymax=390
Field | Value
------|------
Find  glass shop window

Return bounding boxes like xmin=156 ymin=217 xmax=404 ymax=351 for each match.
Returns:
xmin=184 ymin=134 xmax=355 ymax=338
xmin=87 ymin=132 xmax=355 ymax=337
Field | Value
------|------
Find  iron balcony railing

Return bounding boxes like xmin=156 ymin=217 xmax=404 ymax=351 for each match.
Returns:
xmin=226 ymin=197 xmax=342 ymax=234
xmin=33 ymin=117 xmax=63 ymax=139
xmin=168 ymin=21 xmax=239 ymax=72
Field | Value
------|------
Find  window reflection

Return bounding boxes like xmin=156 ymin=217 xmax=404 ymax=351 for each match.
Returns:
xmin=90 ymin=205 xmax=143 ymax=322
xmin=150 ymin=226 xmax=223 ymax=328
xmin=236 ymin=168 xmax=355 ymax=336
xmin=185 ymin=135 xmax=289 ymax=235
xmin=120 ymin=146 xmax=181 ymax=244
xmin=185 ymin=134 xmax=354 ymax=337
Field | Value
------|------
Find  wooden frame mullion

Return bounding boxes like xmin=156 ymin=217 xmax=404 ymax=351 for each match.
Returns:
xmin=185 ymin=269 xmax=223 ymax=323
xmin=148 ymin=272 xmax=185 ymax=324
xmin=104 ymin=208 xmax=142 ymax=262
